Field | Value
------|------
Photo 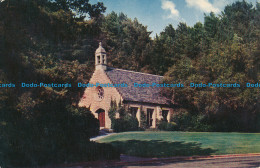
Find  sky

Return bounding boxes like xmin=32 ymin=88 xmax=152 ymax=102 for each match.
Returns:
xmin=90 ymin=0 xmax=258 ymax=38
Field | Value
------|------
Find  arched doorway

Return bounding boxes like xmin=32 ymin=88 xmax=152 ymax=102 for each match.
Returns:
xmin=96 ymin=109 xmax=105 ymax=127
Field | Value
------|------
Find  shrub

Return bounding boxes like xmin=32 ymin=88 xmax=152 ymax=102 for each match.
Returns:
xmin=139 ymin=109 xmax=147 ymax=129
xmin=171 ymin=109 xmax=192 ymax=131
xmin=112 ymin=116 xmax=139 ymax=132
xmin=109 ymin=101 xmax=139 ymax=132
xmin=125 ymin=115 xmax=139 ymax=131
xmin=1 ymin=101 xmax=119 ymax=167
xmin=108 ymin=99 xmax=117 ymax=120
xmin=157 ymin=120 xmax=177 ymax=131
xmin=171 ymin=109 xmax=212 ymax=132
xmin=191 ymin=114 xmax=213 ymax=132
xmin=79 ymin=142 xmax=120 ymax=161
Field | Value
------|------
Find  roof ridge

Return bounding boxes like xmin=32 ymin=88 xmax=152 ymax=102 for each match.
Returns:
xmin=104 ymin=70 xmax=126 ymax=101
xmin=108 ymin=67 xmax=163 ymax=77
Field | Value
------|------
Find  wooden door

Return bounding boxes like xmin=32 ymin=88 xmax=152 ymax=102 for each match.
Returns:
xmin=98 ymin=110 xmax=105 ymax=127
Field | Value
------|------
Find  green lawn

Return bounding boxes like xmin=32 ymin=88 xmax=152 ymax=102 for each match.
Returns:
xmin=97 ymin=131 xmax=260 ymax=158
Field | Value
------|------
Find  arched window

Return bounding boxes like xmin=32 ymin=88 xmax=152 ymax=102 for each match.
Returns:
xmin=97 ymin=56 xmax=100 ymax=64
xmin=96 ymin=86 xmax=104 ymax=100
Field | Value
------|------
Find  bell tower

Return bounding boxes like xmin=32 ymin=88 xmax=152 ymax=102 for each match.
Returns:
xmin=95 ymin=42 xmax=107 ymax=70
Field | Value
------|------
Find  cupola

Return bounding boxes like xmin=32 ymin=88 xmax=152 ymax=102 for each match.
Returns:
xmin=95 ymin=42 xmax=107 ymax=70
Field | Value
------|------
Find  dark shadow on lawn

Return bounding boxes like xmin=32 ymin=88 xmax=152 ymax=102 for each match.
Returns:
xmin=108 ymin=140 xmax=217 ymax=158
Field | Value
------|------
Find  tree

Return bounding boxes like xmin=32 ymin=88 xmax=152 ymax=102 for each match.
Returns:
xmin=163 ymin=1 xmax=260 ymax=132
xmin=101 ymin=12 xmax=152 ymax=72
xmin=0 ymin=0 xmax=119 ymax=166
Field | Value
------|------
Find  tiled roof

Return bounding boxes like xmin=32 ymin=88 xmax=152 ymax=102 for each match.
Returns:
xmin=105 ymin=67 xmax=170 ymax=105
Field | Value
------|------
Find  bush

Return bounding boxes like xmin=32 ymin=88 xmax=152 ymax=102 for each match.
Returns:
xmin=191 ymin=114 xmax=213 ymax=132
xmin=1 ymin=101 xmax=119 ymax=167
xmin=139 ymin=110 xmax=147 ymax=129
xmin=125 ymin=115 xmax=139 ymax=131
xmin=112 ymin=116 xmax=139 ymax=132
xmin=112 ymin=118 xmax=126 ymax=132
xmin=109 ymin=101 xmax=139 ymax=132
xmin=76 ymin=142 xmax=120 ymax=161
xmin=171 ymin=109 xmax=192 ymax=131
xmin=171 ymin=108 xmax=212 ymax=132
xmin=157 ymin=120 xmax=177 ymax=131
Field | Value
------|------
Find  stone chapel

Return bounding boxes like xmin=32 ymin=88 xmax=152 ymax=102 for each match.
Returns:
xmin=79 ymin=43 xmax=174 ymax=129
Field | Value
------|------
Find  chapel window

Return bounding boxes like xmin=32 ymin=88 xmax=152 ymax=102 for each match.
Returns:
xmin=162 ymin=110 xmax=169 ymax=122
xmin=130 ymin=107 xmax=138 ymax=118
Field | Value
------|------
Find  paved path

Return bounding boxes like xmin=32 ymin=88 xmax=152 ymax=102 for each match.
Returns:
xmin=90 ymin=133 xmax=116 ymax=141
xmin=90 ymin=129 xmax=116 ymax=141
xmin=62 ymin=154 xmax=260 ymax=168
xmin=123 ymin=156 xmax=260 ymax=168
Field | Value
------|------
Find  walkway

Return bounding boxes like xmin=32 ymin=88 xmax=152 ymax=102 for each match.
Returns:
xmin=61 ymin=153 xmax=260 ymax=168
xmin=90 ymin=129 xmax=116 ymax=141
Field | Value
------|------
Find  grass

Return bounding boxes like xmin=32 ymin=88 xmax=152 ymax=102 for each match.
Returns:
xmin=97 ymin=131 xmax=260 ymax=158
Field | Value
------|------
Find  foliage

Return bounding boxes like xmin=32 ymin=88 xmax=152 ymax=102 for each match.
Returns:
xmin=163 ymin=1 xmax=260 ymax=132
xmin=0 ymin=0 xmax=106 ymax=19
xmin=108 ymin=99 xmax=117 ymax=120
xmin=157 ymin=120 xmax=177 ymax=131
xmin=170 ymin=109 xmax=213 ymax=132
xmin=0 ymin=0 xmax=118 ymax=167
xmin=83 ymin=141 xmax=120 ymax=161
xmin=108 ymin=101 xmax=139 ymax=132
xmin=113 ymin=116 xmax=139 ymax=133
xmin=101 ymin=12 xmax=153 ymax=73
xmin=0 ymin=0 xmax=259 ymax=166
xmin=1 ymin=100 xmax=102 ymax=166
xmin=139 ymin=107 xmax=147 ymax=129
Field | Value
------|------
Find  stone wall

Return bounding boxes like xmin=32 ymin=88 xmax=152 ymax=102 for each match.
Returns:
xmin=124 ymin=102 xmax=173 ymax=128
xmin=79 ymin=69 xmax=174 ymax=129
xmin=79 ymin=69 xmax=122 ymax=128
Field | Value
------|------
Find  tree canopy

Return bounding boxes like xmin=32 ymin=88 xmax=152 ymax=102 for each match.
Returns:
xmin=0 ymin=0 xmax=259 ymax=166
